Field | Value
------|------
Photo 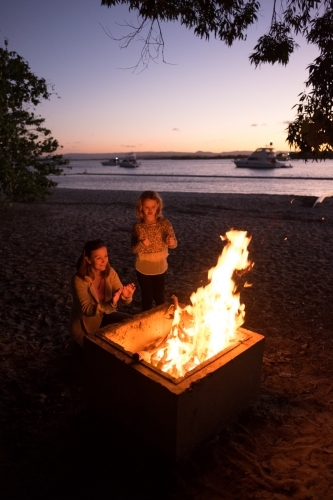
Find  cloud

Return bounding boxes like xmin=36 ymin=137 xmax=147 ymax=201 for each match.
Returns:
xmin=121 ymin=144 xmax=137 ymax=148
xmin=251 ymin=124 xmax=258 ymax=127
xmin=172 ymin=128 xmax=180 ymax=131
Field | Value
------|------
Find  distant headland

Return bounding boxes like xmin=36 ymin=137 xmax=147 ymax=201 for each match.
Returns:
xmin=62 ymin=150 xmax=333 ymax=161
xmin=62 ymin=150 xmax=282 ymax=160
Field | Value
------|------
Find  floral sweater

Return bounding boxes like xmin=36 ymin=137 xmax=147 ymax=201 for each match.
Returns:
xmin=131 ymin=217 xmax=177 ymax=275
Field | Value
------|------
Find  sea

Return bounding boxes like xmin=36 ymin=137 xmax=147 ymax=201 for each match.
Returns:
xmin=50 ymin=158 xmax=333 ymax=197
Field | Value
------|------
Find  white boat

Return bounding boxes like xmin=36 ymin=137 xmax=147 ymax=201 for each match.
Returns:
xmin=276 ymin=152 xmax=291 ymax=161
xmin=118 ymin=153 xmax=140 ymax=168
xmin=101 ymin=157 xmax=119 ymax=166
xmin=234 ymin=147 xmax=292 ymax=169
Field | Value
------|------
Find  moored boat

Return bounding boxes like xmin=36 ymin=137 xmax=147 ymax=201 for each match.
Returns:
xmin=101 ymin=157 xmax=119 ymax=166
xmin=234 ymin=147 xmax=292 ymax=169
xmin=118 ymin=153 xmax=140 ymax=168
xmin=276 ymin=152 xmax=291 ymax=161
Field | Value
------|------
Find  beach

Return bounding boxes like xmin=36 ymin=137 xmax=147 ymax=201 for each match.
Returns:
xmin=1 ymin=188 xmax=333 ymax=499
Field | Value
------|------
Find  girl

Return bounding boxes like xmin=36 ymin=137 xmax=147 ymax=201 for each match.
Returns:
xmin=131 ymin=191 xmax=177 ymax=311
xmin=70 ymin=239 xmax=136 ymax=346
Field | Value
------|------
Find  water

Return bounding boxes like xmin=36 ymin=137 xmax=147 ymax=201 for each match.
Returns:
xmin=50 ymin=158 xmax=333 ymax=197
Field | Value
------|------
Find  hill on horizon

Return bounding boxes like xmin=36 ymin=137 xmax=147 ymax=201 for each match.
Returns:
xmin=62 ymin=150 xmax=271 ymax=160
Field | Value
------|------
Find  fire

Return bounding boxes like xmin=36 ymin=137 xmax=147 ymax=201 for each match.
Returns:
xmin=149 ymin=230 xmax=253 ymax=378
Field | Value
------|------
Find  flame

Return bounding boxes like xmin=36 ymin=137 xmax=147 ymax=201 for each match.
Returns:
xmin=149 ymin=230 xmax=253 ymax=378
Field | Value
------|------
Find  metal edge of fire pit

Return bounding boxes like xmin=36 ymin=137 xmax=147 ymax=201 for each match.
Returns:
xmin=95 ymin=327 xmax=251 ymax=385
xmin=93 ymin=302 xmax=252 ymax=385
xmin=88 ymin=302 xmax=259 ymax=394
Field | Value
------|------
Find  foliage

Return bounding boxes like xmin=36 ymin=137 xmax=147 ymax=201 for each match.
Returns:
xmin=101 ymin=0 xmax=261 ymax=69
xmin=286 ymin=8 xmax=333 ymax=158
xmin=0 ymin=39 xmax=68 ymax=202
xmin=101 ymin=1 xmax=333 ymax=156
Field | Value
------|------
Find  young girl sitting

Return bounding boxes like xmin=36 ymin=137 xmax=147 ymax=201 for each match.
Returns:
xmin=131 ymin=191 xmax=177 ymax=311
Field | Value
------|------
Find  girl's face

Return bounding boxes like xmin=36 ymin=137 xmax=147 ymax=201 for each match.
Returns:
xmin=86 ymin=246 xmax=108 ymax=273
xmin=142 ymin=199 xmax=159 ymax=222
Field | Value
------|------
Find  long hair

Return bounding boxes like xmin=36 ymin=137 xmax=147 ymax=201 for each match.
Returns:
xmin=76 ymin=239 xmax=111 ymax=279
xmin=135 ymin=190 xmax=163 ymax=220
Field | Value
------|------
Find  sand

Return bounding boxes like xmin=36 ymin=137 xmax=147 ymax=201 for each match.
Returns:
xmin=1 ymin=188 xmax=333 ymax=499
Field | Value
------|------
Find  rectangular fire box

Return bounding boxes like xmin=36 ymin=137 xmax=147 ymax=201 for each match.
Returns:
xmin=83 ymin=303 xmax=265 ymax=461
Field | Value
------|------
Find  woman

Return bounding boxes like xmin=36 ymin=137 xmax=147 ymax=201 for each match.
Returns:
xmin=70 ymin=239 xmax=136 ymax=346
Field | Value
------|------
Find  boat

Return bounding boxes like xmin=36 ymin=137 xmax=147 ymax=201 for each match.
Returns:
xmin=101 ymin=157 xmax=119 ymax=166
xmin=276 ymin=152 xmax=291 ymax=161
xmin=118 ymin=153 xmax=140 ymax=168
xmin=234 ymin=147 xmax=292 ymax=169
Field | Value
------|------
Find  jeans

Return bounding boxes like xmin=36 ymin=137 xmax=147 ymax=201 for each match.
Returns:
xmin=136 ymin=271 xmax=166 ymax=312
xmin=100 ymin=311 xmax=133 ymax=328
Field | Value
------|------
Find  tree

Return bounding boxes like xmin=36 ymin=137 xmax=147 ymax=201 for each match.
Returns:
xmin=101 ymin=0 xmax=333 ymax=157
xmin=0 ymin=39 xmax=68 ymax=202
xmin=286 ymin=9 xmax=333 ymax=159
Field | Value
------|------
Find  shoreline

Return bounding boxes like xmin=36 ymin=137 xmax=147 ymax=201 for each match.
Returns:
xmin=1 ymin=188 xmax=333 ymax=498
xmin=46 ymin=186 xmax=319 ymax=204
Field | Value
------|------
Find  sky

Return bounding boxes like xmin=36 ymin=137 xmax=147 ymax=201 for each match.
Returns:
xmin=1 ymin=0 xmax=320 ymax=154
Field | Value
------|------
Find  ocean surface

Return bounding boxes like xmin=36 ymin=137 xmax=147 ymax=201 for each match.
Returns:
xmin=50 ymin=158 xmax=333 ymax=197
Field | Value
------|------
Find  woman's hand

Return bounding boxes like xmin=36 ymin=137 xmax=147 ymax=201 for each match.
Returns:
xmin=121 ymin=283 xmax=136 ymax=299
xmin=167 ymin=236 xmax=176 ymax=246
xmin=111 ymin=288 xmax=122 ymax=308
xmin=141 ymin=237 xmax=150 ymax=246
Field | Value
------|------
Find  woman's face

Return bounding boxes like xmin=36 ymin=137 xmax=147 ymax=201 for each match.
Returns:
xmin=86 ymin=246 xmax=108 ymax=273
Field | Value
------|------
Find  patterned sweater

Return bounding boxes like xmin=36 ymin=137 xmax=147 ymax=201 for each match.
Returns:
xmin=131 ymin=217 xmax=177 ymax=275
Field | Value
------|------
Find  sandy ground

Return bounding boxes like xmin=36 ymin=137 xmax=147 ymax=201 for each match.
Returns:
xmin=1 ymin=188 xmax=333 ymax=500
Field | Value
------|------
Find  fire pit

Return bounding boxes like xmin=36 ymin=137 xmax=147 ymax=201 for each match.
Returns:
xmin=83 ymin=304 xmax=264 ymax=461
xmin=83 ymin=230 xmax=265 ymax=460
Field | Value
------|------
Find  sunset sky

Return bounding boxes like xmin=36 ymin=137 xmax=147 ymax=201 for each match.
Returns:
xmin=2 ymin=0 xmax=319 ymax=154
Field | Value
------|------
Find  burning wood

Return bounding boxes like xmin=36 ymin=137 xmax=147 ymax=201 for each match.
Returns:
xmin=141 ymin=230 xmax=253 ymax=378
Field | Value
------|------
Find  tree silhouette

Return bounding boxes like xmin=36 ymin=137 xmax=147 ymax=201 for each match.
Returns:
xmin=0 ymin=40 xmax=68 ymax=202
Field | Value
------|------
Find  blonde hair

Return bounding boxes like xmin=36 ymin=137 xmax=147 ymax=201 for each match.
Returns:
xmin=135 ymin=190 xmax=163 ymax=220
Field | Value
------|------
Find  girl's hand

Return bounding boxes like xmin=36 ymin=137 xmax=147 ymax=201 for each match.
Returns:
xmin=167 ymin=236 xmax=175 ymax=246
xmin=111 ymin=288 xmax=122 ymax=307
xmin=121 ymin=283 xmax=136 ymax=299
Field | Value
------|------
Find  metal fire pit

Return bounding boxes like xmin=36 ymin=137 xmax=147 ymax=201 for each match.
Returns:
xmin=83 ymin=302 xmax=265 ymax=461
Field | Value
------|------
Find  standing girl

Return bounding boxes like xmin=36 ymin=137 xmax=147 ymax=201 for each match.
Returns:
xmin=131 ymin=191 xmax=177 ymax=311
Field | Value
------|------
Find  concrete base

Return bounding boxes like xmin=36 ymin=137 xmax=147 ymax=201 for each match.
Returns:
xmin=83 ymin=303 xmax=265 ymax=461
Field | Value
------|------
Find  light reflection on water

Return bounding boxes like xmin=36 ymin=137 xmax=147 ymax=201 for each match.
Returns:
xmin=50 ymin=158 xmax=333 ymax=197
